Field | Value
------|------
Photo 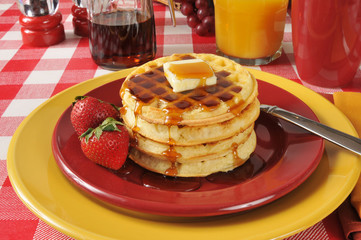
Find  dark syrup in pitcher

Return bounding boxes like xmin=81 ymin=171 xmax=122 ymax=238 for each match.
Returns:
xmin=89 ymin=10 xmax=156 ymax=70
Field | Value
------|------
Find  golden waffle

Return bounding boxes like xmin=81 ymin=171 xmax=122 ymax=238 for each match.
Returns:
xmin=120 ymin=53 xmax=260 ymax=177
xmin=120 ymin=53 xmax=258 ymax=126
xmin=129 ymin=131 xmax=257 ymax=177
xmin=131 ymin=124 xmax=254 ymax=163
xmin=122 ymin=98 xmax=259 ymax=145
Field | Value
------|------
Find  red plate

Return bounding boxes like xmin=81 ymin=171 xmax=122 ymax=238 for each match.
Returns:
xmin=52 ymin=79 xmax=324 ymax=217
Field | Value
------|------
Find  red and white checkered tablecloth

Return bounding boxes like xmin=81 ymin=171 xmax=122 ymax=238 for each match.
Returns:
xmin=1 ymin=0 xmax=361 ymax=239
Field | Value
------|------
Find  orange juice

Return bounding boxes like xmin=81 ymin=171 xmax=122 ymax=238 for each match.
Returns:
xmin=214 ymin=0 xmax=288 ymax=60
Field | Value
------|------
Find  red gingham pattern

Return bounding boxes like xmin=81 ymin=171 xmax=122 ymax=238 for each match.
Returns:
xmin=286 ymin=222 xmax=329 ymax=240
xmin=1 ymin=0 xmax=360 ymax=239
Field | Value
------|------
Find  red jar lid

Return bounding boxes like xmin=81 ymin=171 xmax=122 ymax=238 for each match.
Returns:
xmin=20 ymin=12 xmax=65 ymax=47
xmin=19 ymin=12 xmax=62 ymax=31
xmin=71 ymin=5 xmax=89 ymax=37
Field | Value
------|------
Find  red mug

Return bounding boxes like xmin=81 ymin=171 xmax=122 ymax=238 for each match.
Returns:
xmin=292 ymin=0 xmax=361 ymax=88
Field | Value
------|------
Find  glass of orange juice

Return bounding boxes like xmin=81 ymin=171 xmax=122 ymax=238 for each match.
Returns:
xmin=214 ymin=0 xmax=289 ymax=65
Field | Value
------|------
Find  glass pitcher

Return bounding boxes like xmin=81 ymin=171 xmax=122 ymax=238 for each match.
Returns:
xmin=87 ymin=0 xmax=157 ymax=70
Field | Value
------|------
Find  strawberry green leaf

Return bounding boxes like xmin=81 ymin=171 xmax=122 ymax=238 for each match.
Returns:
xmin=94 ymin=127 xmax=103 ymax=139
xmin=72 ymin=96 xmax=88 ymax=106
xmin=102 ymin=124 xmax=117 ymax=131
xmin=80 ymin=127 xmax=94 ymax=143
xmin=80 ymin=117 xmax=125 ymax=143
xmin=110 ymin=103 xmax=120 ymax=111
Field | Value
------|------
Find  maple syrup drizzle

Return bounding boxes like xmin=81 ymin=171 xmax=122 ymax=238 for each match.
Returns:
xmin=161 ymin=128 xmax=181 ymax=176
xmin=232 ymin=142 xmax=244 ymax=166
xmin=163 ymin=145 xmax=181 ymax=176
xmin=124 ymin=68 xmax=245 ymax=126
xmin=122 ymin=55 xmax=251 ymax=175
xmin=163 ymin=107 xmax=185 ymax=125
xmin=132 ymin=100 xmax=143 ymax=132
xmin=168 ymin=60 xmax=214 ymax=79
xmin=119 ymin=106 xmax=127 ymax=116
xmin=198 ymin=77 xmax=207 ymax=88
xmin=231 ymin=129 xmax=254 ymax=166
xmin=167 ymin=127 xmax=176 ymax=145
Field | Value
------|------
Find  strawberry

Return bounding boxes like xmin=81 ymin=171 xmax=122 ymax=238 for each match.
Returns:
xmin=71 ymin=96 xmax=119 ymax=136
xmin=80 ymin=117 xmax=129 ymax=170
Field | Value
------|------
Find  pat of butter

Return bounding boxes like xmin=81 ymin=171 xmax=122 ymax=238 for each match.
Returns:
xmin=163 ymin=59 xmax=217 ymax=92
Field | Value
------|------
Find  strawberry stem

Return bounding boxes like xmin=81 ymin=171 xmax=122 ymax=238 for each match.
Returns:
xmin=110 ymin=103 xmax=120 ymax=111
xmin=80 ymin=117 xmax=124 ymax=143
xmin=72 ymin=96 xmax=88 ymax=106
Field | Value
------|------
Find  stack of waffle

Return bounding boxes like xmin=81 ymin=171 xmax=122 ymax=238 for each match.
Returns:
xmin=120 ymin=53 xmax=259 ymax=177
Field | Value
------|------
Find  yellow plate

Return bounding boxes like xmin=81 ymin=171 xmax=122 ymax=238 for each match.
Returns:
xmin=7 ymin=68 xmax=361 ymax=240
